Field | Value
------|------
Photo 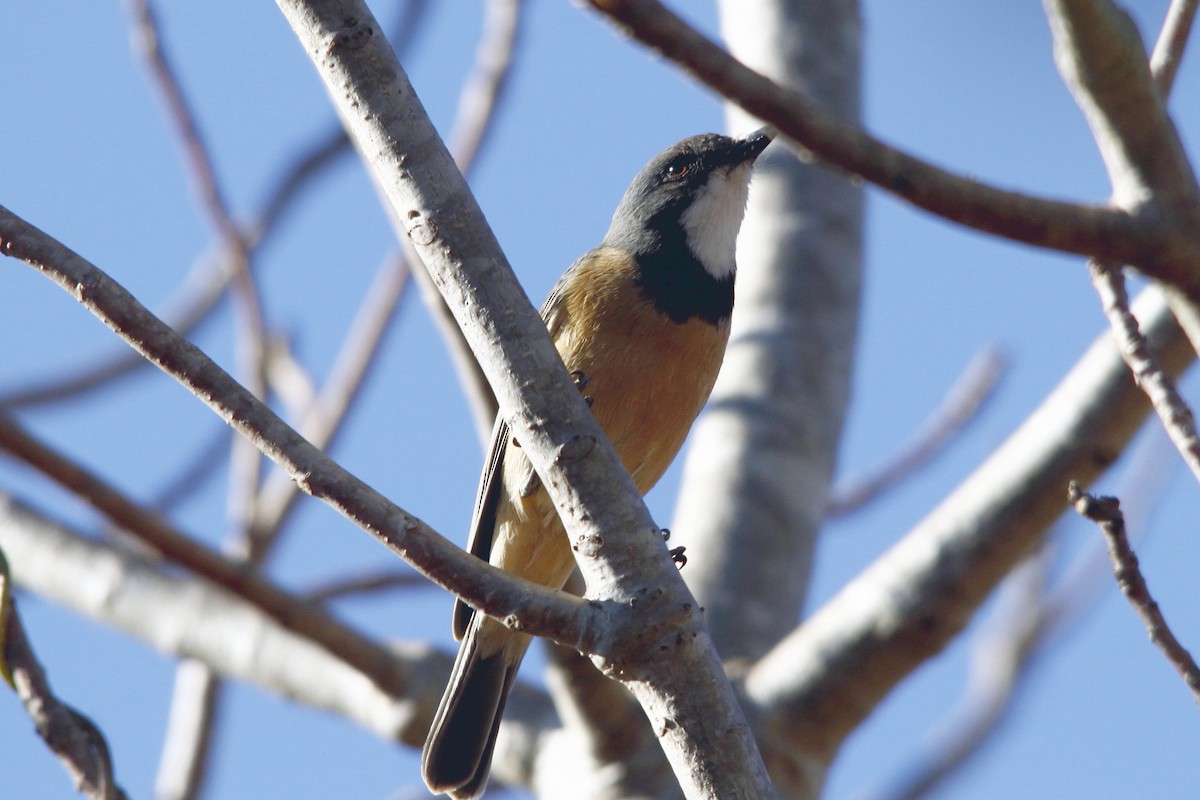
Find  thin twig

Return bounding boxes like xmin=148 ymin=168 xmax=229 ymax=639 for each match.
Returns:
xmin=860 ymin=424 xmax=1178 ymax=800
xmin=448 ymin=0 xmax=522 ymax=177
xmin=149 ymin=2 xmax=490 ymax=788
xmin=0 ymin=410 xmax=412 ymax=695
xmin=147 ymin=425 xmax=231 ymax=512
xmin=1150 ymin=0 xmax=1200 ymax=94
xmin=1068 ymin=482 xmax=1200 ymax=704
xmin=1089 ymin=262 xmax=1200 ymax=485
xmin=0 ymin=492 xmax=490 ymax=746
xmin=125 ymin=5 xmax=276 ymax=793
xmin=2 ymin=550 xmax=129 ymax=800
xmin=303 ymin=568 xmax=429 ymax=603
xmin=252 ymin=0 xmax=432 ymax=237
xmin=0 ymin=4 xmax=432 ymax=417
xmin=1050 ymin=0 xmax=1200 ymax=488
xmin=827 ymin=347 xmax=1006 ymax=517
xmin=860 ymin=6 xmax=1200 ymax=792
xmin=1082 ymin=0 xmax=1200 ymax=490
xmin=244 ymin=251 xmax=411 ymax=558
xmin=124 ymin=0 xmax=269 ymax=386
xmin=248 ymin=0 xmax=520 ymax=545
xmin=0 ymin=245 xmax=231 ymax=410
xmin=153 ymin=661 xmax=222 ymax=800
xmin=0 ymin=0 xmax=423 ymax=412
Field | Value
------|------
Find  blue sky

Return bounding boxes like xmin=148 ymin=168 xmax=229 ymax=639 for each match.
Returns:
xmin=2 ymin=2 xmax=1198 ymax=798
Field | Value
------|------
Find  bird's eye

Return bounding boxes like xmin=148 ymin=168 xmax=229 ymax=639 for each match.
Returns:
xmin=664 ymin=158 xmax=692 ymax=180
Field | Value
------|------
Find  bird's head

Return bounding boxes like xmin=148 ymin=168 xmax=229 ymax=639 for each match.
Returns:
xmin=603 ymin=126 xmax=774 ymax=281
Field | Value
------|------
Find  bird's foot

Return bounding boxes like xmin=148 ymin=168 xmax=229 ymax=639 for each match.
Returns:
xmin=571 ymin=370 xmax=594 ymax=406
xmin=661 ymin=529 xmax=686 ymax=569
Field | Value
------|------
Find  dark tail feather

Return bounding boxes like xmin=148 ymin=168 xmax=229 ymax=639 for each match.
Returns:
xmin=422 ymin=625 xmax=519 ymax=798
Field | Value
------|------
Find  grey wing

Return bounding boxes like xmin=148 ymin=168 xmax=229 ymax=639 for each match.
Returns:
xmin=452 ymin=414 xmax=509 ymax=639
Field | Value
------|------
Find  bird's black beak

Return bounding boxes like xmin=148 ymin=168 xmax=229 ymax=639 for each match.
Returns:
xmin=735 ymin=125 xmax=775 ymax=163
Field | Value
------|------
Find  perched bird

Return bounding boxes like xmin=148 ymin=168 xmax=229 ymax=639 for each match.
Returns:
xmin=421 ymin=127 xmax=774 ymax=798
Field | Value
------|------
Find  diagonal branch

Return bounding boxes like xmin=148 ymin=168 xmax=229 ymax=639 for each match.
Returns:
xmin=1044 ymin=0 xmax=1200 ymax=215
xmin=742 ymin=284 xmax=1194 ymax=762
xmin=858 ymin=420 xmax=1178 ymax=800
xmin=1149 ymin=0 xmax=1200 ymax=94
xmin=579 ymin=0 xmax=1200 ymax=294
xmin=1089 ymin=263 xmax=1200 ymax=484
xmin=0 ymin=4 xmax=433 ymax=415
xmin=0 ymin=491 xmax=559 ymax=747
xmin=392 ymin=0 xmax=524 ymax=446
xmin=1047 ymin=0 xmax=1200 ymax=489
xmin=243 ymin=249 xmax=410 ymax=559
xmin=0 ymin=411 xmax=410 ymax=696
xmin=0 ymin=207 xmax=591 ymax=656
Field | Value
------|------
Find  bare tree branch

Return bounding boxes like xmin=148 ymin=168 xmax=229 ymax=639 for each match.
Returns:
xmin=154 ymin=660 xmax=222 ymax=800
xmin=742 ymin=285 xmax=1194 ymax=764
xmin=0 ymin=4 xmax=433 ymax=415
xmin=579 ymin=0 xmax=1200 ymax=293
xmin=303 ymin=568 xmax=429 ymax=603
xmin=534 ymin=570 xmax=671 ymax=798
xmin=407 ymin=0 xmax=525 ymax=446
xmin=448 ymin=0 xmax=522 ymax=184
xmin=130 ymin=0 xmax=296 ymax=750
xmin=147 ymin=424 xmax=230 ymax=513
xmin=0 ymin=411 xmax=415 ymax=695
xmin=1046 ymin=0 xmax=1200 ymax=492
xmin=858 ymin=550 xmax=1051 ymax=800
xmin=243 ymin=250 xmax=411 ymax=559
xmin=252 ymin=0 xmax=432 ymax=238
xmin=0 ymin=205 xmax=594 ymax=670
xmin=1 ymin=548 xmax=128 ymax=800
xmin=272 ymin=2 xmax=776 ymax=796
xmin=1045 ymin=0 xmax=1200 ymax=215
xmin=858 ymin=424 xmax=1179 ymax=800
xmin=668 ymin=5 xmax=862 ymax=714
xmin=123 ymin=0 xmax=270 ymax=395
xmin=1149 ymin=0 xmax=1200 ymax=94
xmin=0 ymin=246 xmax=231 ymax=410
xmin=0 ymin=492 xmax=560 ymax=746
xmin=1068 ymin=482 xmax=1200 ymax=704
xmin=1089 ymin=263 xmax=1200 ymax=484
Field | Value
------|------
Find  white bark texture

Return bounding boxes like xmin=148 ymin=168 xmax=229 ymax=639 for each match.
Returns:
xmin=676 ymin=0 xmax=863 ymax=663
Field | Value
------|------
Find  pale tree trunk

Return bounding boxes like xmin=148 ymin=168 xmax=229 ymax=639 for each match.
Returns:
xmin=675 ymin=0 xmax=863 ymax=667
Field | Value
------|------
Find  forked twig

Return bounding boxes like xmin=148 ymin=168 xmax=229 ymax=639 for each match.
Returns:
xmin=1068 ymin=482 xmax=1200 ymax=704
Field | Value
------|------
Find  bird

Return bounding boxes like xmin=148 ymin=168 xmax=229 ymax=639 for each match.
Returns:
xmin=421 ymin=126 xmax=774 ymax=798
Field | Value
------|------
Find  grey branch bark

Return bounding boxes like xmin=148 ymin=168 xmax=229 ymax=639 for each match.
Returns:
xmin=742 ymin=285 xmax=1194 ymax=775
xmin=583 ymin=0 xmax=1200 ymax=297
xmin=273 ymin=2 xmax=777 ymax=796
xmin=2 ymin=544 xmax=127 ymax=800
xmin=0 ymin=203 xmax=594 ymax=680
xmin=0 ymin=491 xmax=555 ymax=748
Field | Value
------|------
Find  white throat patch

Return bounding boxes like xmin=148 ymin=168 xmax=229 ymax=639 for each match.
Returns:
xmin=679 ymin=162 xmax=753 ymax=280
